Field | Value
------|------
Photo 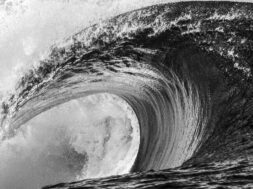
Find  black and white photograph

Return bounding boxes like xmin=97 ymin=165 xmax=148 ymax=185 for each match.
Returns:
xmin=0 ymin=0 xmax=253 ymax=188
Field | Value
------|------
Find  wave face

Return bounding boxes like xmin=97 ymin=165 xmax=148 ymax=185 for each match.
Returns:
xmin=1 ymin=1 xmax=253 ymax=189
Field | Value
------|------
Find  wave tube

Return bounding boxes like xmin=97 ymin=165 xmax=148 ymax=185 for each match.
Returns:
xmin=0 ymin=48 xmax=209 ymax=188
xmin=0 ymin=93 xmax=140 ymax=188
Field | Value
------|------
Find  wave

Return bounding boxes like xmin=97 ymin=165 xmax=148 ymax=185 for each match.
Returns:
xmin=0 ymin=1 xmax=253 ymax=189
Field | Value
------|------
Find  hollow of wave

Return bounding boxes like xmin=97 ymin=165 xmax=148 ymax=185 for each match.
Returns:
xmin=0 ymin=1 xmax=253 ymax=189
xmin=0 ymin=93 xmax=140 ymax=188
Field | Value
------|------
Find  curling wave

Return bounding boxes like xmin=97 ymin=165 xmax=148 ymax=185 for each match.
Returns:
xmin=1 ymin=1 xmax=253 ymax=189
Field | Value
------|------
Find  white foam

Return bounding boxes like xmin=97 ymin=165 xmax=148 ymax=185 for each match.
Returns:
xmin=0 ymin=93 xmax=140 ymax=189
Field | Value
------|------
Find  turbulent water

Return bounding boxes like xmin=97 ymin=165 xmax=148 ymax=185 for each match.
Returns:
xmin=1 ymin=1 xmax=253 ymax=189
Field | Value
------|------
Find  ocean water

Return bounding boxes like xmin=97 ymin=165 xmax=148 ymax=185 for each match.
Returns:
xmin=0 ymin=1 xmax=253 ymax=189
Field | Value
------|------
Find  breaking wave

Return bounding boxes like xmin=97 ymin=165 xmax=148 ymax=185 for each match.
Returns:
xmin=0 ymin=1 xmax=253 ymax=189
